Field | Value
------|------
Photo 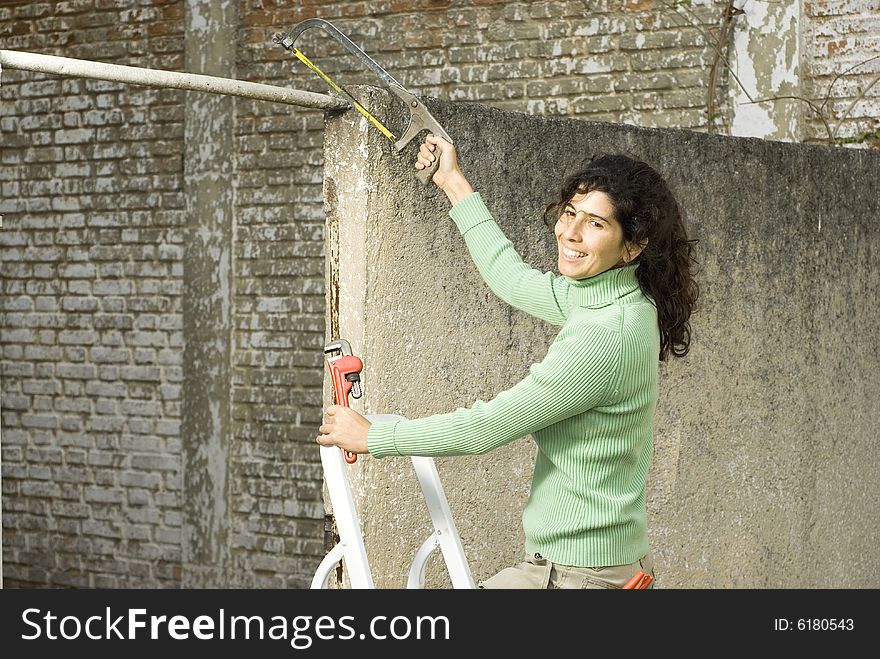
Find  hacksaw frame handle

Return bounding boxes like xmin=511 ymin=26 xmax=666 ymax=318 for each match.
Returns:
xmin=417 ymin=144 xmax=443 ymax=186
xmin=412 ymin=130 xmax=453 ymax=187
xmin=389 ymin=85 xmax=453 ymax=188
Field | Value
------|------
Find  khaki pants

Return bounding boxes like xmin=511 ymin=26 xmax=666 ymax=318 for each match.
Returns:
xmin=479 ymin=551 xmax=655 ymax=589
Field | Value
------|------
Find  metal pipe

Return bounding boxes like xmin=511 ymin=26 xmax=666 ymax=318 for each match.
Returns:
xmin=0 ymin=49 xmax=350 ymax=111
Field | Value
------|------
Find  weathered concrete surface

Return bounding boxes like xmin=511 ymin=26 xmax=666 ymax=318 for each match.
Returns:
xmin=181 ymin=0 xmax=235 ymax=587
xmin=324 ymin=86 xmax=880 ymax=588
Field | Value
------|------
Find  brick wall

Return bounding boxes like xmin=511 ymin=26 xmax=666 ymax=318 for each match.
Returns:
xmin=1 ymin=0 xmax=186 ymax=587
xmin=2 ymin=0 xmax=876 ymax=588
xmin=231 ymin=2 xmax=328 ymax=586
xmin=803 ymin=0 xmax=880 ymax=146
xmin=248 ymin=1 xmax=725 ymax=128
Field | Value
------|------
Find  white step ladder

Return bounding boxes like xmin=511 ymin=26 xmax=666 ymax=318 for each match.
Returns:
xmin=311 ymin=413 xmax=475 ymax=589
xmin=315 ymin=339 xmax=474 ymax=589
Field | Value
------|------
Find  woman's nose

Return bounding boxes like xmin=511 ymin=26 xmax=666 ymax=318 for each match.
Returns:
xmin=562 ymin=218 xmax=584 ymax=240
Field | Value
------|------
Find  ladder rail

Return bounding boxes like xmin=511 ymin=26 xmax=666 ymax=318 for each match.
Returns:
xmin=407 ymin=535 xmax=440 ymax=589
xmin=315 ymin=443 xmax=374 ymax=589
xmin=313 ymin=413 xmax=475 ymax=588
xmin=410 ymin=454 xmax=476 ymax=589
xmin=365 ymin=414 xmax=475 ymax=589
xmin=311 ymin=542 xmax=346 ymax=589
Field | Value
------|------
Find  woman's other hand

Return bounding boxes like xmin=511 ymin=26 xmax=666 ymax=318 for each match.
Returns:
xmin=316 ymin=405 xmax=372 ymax=456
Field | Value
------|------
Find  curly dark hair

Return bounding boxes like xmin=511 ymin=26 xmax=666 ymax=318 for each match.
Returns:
xmin=543 ymin=153 xmax=699 ymax=361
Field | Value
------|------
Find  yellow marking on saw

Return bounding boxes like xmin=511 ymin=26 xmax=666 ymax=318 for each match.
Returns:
xmin=292 ymin=48 xmax=396 ymax=141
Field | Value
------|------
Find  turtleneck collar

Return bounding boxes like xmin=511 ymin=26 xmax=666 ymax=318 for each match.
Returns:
xmin=562 ymin=263 xmax=642 ymax=308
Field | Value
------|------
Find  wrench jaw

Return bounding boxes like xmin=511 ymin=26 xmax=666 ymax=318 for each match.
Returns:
xmin=323 ymin=338 xmax=353 ymax=358
xmin=323 ymin=339 xmax=363 ymax=400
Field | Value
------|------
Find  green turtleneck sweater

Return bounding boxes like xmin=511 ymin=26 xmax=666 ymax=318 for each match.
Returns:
xmin=367 ymin=192 xmax=660 ymax=568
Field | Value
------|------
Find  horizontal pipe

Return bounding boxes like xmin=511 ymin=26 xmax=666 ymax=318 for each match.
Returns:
xmin=0 ymin=49 xmax=350 ymax=111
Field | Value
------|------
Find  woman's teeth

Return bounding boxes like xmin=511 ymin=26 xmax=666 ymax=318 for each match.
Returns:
xmin=561 ymin=246 xmax=587 ymax=259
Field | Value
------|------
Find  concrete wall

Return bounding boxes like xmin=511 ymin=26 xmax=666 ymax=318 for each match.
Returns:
xmin=324 ymin=87 xmax=880 ymax=588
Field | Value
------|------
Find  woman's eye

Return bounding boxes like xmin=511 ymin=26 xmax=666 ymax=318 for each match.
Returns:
xmin=562 ymin=211 xmax=603 ymax=228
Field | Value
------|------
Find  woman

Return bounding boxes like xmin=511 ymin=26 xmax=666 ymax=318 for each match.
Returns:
xmin=316 ymin=134 xmax=699 ymax=589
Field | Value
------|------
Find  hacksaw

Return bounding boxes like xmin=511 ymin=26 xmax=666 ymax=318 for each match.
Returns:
xmin=273 ymin=19 xmax=453 ymax=186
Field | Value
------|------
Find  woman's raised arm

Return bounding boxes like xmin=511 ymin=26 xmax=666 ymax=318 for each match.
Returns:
xmin=417 ymin=135 xmax=570 ymax=326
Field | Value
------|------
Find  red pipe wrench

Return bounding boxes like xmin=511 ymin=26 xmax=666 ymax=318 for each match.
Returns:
xmin=323 ymin=339 xmax=364 ymax=464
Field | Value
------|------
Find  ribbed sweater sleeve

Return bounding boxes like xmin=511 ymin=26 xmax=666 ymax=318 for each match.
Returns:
xmin=367 ymin=324 xmax=620 ymax=458
xmin=448 ymin=192 xmax=568 ymax=326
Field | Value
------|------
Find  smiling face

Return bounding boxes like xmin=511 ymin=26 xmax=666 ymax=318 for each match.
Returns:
xmin=554 ymin=190 xmax=641 ymax=280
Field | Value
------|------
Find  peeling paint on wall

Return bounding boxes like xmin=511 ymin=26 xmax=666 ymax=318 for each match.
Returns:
xmin=730 ymin=0 xmax=802 ymax=141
